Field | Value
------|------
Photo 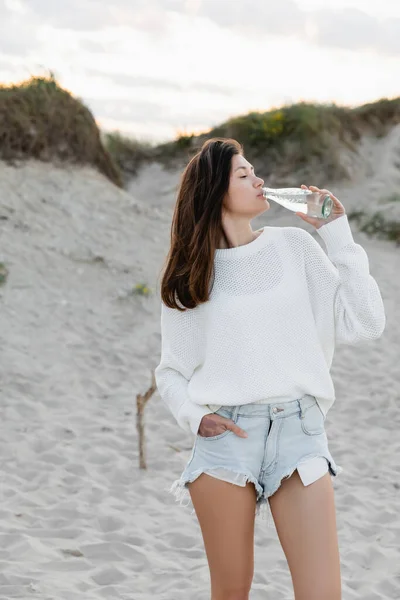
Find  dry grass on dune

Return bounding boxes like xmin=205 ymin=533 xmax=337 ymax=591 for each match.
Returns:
xmin=0 ymin=73 xmax=122 ymax=187
xmin=1 ymin=72 xmax=399 ymax=244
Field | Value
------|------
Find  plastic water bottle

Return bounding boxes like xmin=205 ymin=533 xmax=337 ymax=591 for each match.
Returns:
xmin=261 ymin=187 xmax=333 ymax=219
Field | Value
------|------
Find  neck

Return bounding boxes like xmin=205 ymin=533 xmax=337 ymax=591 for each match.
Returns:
xmin=217 ymin=228 xmax=263 ymax=250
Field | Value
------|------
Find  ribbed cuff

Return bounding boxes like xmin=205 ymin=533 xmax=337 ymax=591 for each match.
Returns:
xmin=317 ymin=214 xmax=354 ymax=255
xmin=178 ymin=399 xmax=213 ymax=436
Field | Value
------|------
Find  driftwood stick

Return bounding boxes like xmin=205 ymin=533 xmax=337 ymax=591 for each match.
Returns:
xmin=136 ymin=370 xmax=157 ymax=469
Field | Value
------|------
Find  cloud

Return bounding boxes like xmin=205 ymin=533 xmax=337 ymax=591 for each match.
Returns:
xmin=23 ymin=0 xmax=119 ymax=30
xmin=84 ymin=92 xmax=233 ymax=131
xmin=315 ymin=10 xmax=400 ymax=55
xmin=3 ymin=0 xmax=400 ymax=57
xmin=382 ymin=18 xmax=400 ymax=54
xmin=85 ymin=97 xmax=166 ymax=123
xmin=0 ymin=57 xmax=12 ymax=73
xmin=197 ymin=0 xmax=304 ymax=37
xmin=78 ymin=39 xmax=115 ymax=53
xmin=85 ymin=96 xmax=227 ymax=129
xmin=311 ymin=8 xmax=388 ymax=52
xmin=194 ymin=1 xmax=400 ymax=55
xmin=0 ymin=3 xmax=40 ymax=57
xmin=86 ymin=68 xmax=243 ymax=96
xmin=6 ymin=0 xmax=305 ymax=38
xmin=22 ymin=0 xmax=174 ymax=34
xmin=86 ymin=70 xmax=183 ymax=92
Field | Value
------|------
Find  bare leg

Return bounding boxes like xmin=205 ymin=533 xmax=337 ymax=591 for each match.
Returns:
xmin=188 ymin=473 xmax=257 ymax=600
xmin=269 ymin=470 xmax=341 ymax=600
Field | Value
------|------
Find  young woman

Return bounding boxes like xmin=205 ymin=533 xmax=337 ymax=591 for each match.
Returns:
xmin=155 ymin=137 xmax=386 ymax=600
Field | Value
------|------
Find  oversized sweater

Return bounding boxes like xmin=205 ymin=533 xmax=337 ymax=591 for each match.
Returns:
xmin=154 ymin=215 xmax=386 ymax=436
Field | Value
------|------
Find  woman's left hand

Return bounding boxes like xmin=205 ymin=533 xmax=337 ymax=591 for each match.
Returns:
xmin=295 ymin=185 xmax=346 ymax=229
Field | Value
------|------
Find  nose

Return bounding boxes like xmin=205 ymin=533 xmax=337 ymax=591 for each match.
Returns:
xmin=255 ymin=176 xmax=264 ymax=187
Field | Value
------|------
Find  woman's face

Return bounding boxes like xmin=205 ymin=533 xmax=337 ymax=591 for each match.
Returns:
xmin=224 ymin=154 xmax=269 ymax=217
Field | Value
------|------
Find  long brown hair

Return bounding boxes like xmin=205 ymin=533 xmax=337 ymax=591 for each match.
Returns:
xmin=160 ymin=137 xmax=243 ymax=311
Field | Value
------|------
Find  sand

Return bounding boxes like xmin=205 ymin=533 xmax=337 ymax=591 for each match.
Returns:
xmin=0 ymin=127 xmax=399 ymax=599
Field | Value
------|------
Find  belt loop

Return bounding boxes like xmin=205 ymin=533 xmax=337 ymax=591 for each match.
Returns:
xmin=233 ymin=405 xmax=240 ymax=422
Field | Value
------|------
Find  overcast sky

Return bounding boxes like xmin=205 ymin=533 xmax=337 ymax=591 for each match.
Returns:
xmin=1 ymin=0 xmax=399 ymax=143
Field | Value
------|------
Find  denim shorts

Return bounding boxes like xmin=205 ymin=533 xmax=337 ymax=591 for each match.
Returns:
xmin=167 ymin=394 xmax=342 ymax=529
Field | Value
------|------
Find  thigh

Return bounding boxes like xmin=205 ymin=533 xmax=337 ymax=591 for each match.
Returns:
xmin=269 ymin=470 xmax=341 ymax=600
xmin=188 ymin=473 xmax=257 ymax=598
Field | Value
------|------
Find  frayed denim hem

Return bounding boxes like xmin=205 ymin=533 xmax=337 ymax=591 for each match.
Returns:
xmin=261 ymin=455 xmax=343 ymax=528
xmin=166 ymin=458 xmax=343 ymax=531
xmin=165 ymin=466 xmax=276 ymax=529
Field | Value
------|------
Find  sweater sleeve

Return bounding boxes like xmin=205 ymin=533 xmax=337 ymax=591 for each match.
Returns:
xmin=154 ymin=301 xmax=212 ymax=436
xmin=300 ymin=214 xmax=386 ymax=345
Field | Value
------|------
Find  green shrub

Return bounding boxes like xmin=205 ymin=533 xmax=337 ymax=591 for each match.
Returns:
xmin=0 ymin=73 xmax=122 ymax=187
xmin=175 ymin=133 xmax=195 ymax=150
xmin=220 ymin=109 xmax=285 ymax=149
xmin=6 ymin=72 xmax=397 ymax=190
xmin=0 ymin=263 xmax=8 ymax=285
xmin=348 ymin=209 xmax=400 ymax=244
xmin=132 ymin=283 xmax=152 ymax=296
xmin=385 ymin=193 xmax=400 ymax=203
xmin=104 ymin=131 xmax=156 ymax=180
xmin=353 ymin=97 xmax=400 ymax=135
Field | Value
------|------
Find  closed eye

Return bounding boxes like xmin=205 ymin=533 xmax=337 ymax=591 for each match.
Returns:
xmin=239 ymin=166 xmax=254 ymax=178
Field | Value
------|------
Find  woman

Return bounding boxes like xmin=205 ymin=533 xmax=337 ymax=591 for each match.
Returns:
xmin=154 ymin=138 xmax=386 ymax=600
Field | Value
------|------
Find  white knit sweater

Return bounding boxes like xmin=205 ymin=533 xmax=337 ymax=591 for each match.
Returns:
xmin=155 ymin=215 xmax=386 ymax=436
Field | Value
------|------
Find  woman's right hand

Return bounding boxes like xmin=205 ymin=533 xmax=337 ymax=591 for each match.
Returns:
xmin=198 ymin=413 xmax=248 ymax=438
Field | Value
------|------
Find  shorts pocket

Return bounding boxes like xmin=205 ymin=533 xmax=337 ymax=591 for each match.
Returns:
xmin=197 ymin=407 xmax=238 ymax=442
xmin=300 ymin=400 xmax=325 ymax=436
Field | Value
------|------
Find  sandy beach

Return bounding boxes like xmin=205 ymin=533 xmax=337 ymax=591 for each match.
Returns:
xmin=0 ymin=126 xmax=399 ymax=599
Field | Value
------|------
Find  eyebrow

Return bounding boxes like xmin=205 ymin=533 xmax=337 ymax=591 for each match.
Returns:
xmin=235 ymin=165 xmax=254 ymax=172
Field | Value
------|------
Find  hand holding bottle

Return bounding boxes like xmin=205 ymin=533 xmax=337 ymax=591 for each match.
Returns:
xmin=296 ymin=185 xmax=346 ymax=229
xmin=261 ymin=185 xmax=334 ymax=219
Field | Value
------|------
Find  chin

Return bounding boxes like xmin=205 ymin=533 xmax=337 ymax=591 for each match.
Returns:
xmin=258 ymin=203 xmax=270 ymax=215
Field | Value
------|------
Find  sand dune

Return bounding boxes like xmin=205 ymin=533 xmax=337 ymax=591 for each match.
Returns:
xmin=0 ymin=127 xmax=399 ymax=598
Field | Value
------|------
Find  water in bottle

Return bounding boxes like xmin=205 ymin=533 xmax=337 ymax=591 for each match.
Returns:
xmin=261 ymin=187 xmax=333 ymax=219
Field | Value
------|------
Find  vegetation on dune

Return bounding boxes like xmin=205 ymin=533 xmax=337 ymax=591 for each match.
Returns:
xmin=0 ymin=73 xmax=122 ymax=187
xmin=102 ymin=131 xmax=156 ymax=183
xmin=348 ymin=210 xmax=400 ymax=245
xmin=348 ymin=191 xmax=400 ymax=245
xmin=0 ymin=263 xmax=8 ymax=285
xmin=0 ymin=73 xmax=399 ymax=244
xmin=145 ymin=98 xmax=400 ymax=180
xmin=106 ymin=96 xmax=400 ymax=246
xmin=2 ymin=73 xmax=399 ymax=190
